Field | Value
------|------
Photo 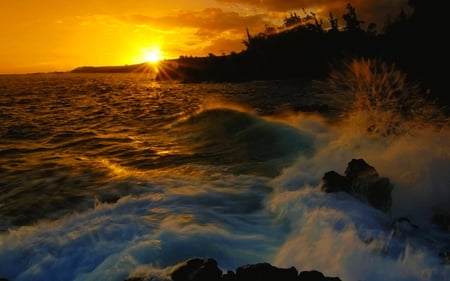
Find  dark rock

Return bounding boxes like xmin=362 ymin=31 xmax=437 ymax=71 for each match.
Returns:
xmin=298 ymin=271 xmax=342 ymax=281
xmin=320 ymin=158 xmax=393 ymax=212
xmin=0 ymin=278 xmax=10 ymax=281
xmin=171 ymin=258 xmax=222 ymax=281
xmin=439 ymin=251 xmax=450 ymax=265
xmin=364 ymin=177 xmax=393 ymax=212
xmin=223 ymin=270 xmax=236 ymax=281
xmin=235 ymin=263 xmax=298 ymax=281
xmin=298 ymin=270 xmax=326 ymax=281
xmin=432 ymin=208 xmax=450 ymax=231
xmin=344 ymin=159 xmax=378 ymax=181
xmin=321 ymin=171 xmax=351 ymax=193
xmin=125 ymin=259 xmax=343 ymax=281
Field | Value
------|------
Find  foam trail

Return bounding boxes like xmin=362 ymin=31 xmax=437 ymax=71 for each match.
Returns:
xmin=0 ymin=173 xmax=283 ymax=281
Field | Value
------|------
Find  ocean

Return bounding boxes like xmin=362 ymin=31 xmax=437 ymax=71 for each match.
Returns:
xmin=0 ymin=69 xmax=449 ymax=281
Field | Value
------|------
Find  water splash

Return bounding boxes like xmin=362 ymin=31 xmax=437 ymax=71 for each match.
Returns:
xmin=314 ymin=58 xmax=448 ymax=137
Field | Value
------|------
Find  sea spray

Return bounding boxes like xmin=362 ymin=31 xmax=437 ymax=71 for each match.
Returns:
xmin=267 ymin=59 xmax=450 ymax=280
xmin=313 ymin=58 xmax=448 ymax=137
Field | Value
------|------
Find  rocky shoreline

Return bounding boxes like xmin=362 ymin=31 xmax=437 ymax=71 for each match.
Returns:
xmin=125 ymin=257 xmax=342 ymax=281
xmin=0 ymin=258 xmax=345 ymax=281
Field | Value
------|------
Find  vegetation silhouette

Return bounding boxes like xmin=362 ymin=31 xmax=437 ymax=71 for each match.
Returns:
xmin=168 ymin=3 xmax=377 ymax=83
xmin=314 ymin=58 xmax=448 ymax=137
xmin=166 ymin=1 xmax=446 ymax=108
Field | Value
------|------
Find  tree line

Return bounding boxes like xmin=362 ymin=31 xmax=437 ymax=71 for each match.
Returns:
xmin=157 ymin=0 xmax=446 ymax=106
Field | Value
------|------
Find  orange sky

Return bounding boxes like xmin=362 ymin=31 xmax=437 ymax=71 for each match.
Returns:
xmin=0 ymin=0 xmax=408 ymax=74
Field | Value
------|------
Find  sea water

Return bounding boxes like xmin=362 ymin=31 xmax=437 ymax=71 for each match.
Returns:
xmin=0 ymin=72 xmax=448 ymax=281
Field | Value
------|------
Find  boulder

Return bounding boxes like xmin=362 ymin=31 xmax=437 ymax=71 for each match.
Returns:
xmin=363 ymin=177 xmax=393 ymax=212
xmin=222 ymin=270 xmax=236 ymax=281
xmin=298 ymin=270 xmax=326 ymax=281
xmin=439 ymin=251 xmax=450 ymax=265
xmin=298 ymin=270 xmax=342 ymax=281
xmin=344 ymin=158 xmax=378 ymax=181
xmin=124 ymin=259 xmax=344 ymax=281
xmin=320 ymin=159 xmax=393 ymax=212
xmin=171 ymin=258 xmax=223 ymax=281
xmin=321 ymin=171 xmax=351 ymax=193
xmin=235 ymin=263 xmax=298 ymax=281
xmin=432 ymin=208 xmax=450 ymax=231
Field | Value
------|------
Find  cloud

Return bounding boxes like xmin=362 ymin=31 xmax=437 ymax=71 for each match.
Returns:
xmin=120 ymin=8 xmax=277 ymax=56
xmin=217 ymin=0 xmax=410 ymax=28
xmin=122 ymin=8 xmax=269 ymax=34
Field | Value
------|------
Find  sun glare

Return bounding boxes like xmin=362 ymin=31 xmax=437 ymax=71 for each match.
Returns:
xmin=143 ymin=47 xmax=163 ymax=64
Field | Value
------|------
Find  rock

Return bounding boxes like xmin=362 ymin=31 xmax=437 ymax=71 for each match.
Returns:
xmin=344 ymin=159 xmax=378 ymax=181
xmin=364 ymin=177 xmax=393 ymax=212
xmin=321 ymin=171 xmax=351 ymax=193
xmin=125 ymin=258 xmax=343 ymax=281
xmin=298 ymin=270 xmax=343 ymax=281
xmin=235 ymin=263 xmax=298 ymax=281
xmin=298 ymin=270 xmax=326 ymax=281
xmin=439 ymin=251 xmax=450 ymax=265
xmin=320 ymin=158 xmax=393 ymax=212
xmin=171 ymin=258 xmax=222 ymax=281
xmin=432 ymin=208 xmax=450 ymax=231
xmin=222 ymin=270 xmax=236 ymax=281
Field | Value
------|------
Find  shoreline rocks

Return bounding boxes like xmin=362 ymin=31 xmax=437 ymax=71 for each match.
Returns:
xmin=125 ymin=257 xmax=342 ymax=281
xmin=320 ymin=158 xmax=393 ymax=212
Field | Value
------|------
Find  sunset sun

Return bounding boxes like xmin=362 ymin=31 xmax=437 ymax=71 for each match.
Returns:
xmin=143 ymin=47 xmax=163 ymax=64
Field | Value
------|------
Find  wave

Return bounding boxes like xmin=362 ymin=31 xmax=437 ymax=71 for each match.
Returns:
xmin=167 ymin=107 xmax=314 ymax=176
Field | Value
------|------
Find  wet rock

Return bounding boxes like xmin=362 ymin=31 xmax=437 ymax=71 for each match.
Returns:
xmin=344 ymin=158 xmax=378 ymax=181
xmin=222 ymin=270 xmax=236 ymax=281
xmin=298 ymin=270 xmax=342 ymax=281
xmin=355 ymin=176 xmax=393 ymax=212
xmin=321 ymin=171 xmax=351 ymax=193
xmin=439 ymin=251 xmax=450 ymax=265
xmin=124 ymin=258 xmax=343 ymax=281
xmin=432 ymin=208 xmax=450 ymax=231
xmin=320 ymin=158 xmax=393 ymax=212
xmin=171 ymin=258 xmax=222 ymax=281
xmin=235 ymin=263 xmax=298 ymax=281
xmin=298 ymin=270 xmax=326 ymax=281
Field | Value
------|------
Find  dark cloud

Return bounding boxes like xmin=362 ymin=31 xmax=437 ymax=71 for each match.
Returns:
xmin=217 ymin=0 xmax=410 ymax=29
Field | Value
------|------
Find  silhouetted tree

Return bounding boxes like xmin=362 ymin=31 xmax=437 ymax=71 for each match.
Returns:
xmin=328 ymin=12 xmax=339 ymax=32
xmin=343 ymin=4 xmax=364 ymax=32
xmin=367 ymin=23 xmax=377 ymax=34
xmin=309 ymin=11 xmax=324 ymax=32
xmin=264 ymin=24 xmax=276 ymax=35
xmin=284 ymin=12 xmax=301 ymax=27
